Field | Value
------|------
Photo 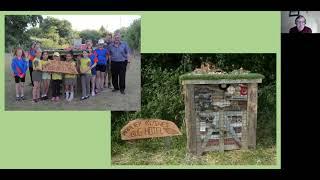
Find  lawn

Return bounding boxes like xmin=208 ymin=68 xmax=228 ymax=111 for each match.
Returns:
xmin=112 ymin=129 xmax=277 ymax=166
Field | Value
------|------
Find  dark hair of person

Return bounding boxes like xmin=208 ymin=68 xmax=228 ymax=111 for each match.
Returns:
xmin=66 ymin=51 xmax=73 ymax=56
xmin=41 ymin=51 xmax=48 ymax=60
xmin=295 ymin=15 xmax=306 ymax=24
xmin=31 ymin=41 xmax=37 ymax=48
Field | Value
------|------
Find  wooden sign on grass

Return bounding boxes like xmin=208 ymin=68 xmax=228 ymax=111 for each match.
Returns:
xmin=121 ymin=119 xmax=182 ymax=140
xmin=42 ymin=60 xmax=78 ymax=74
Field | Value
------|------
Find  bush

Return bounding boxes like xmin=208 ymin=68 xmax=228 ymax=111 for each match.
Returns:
xmin=257 ymin=82 xmax=276 ymax=147
xmin=111 ymin=60 xmax=186 ymax=144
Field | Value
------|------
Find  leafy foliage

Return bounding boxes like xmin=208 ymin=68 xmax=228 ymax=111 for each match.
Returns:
xmin=6 ymin=16 xmax=141 ymax=52
xmin=122 ymin=19 xmax=141 ymax=51
xmin=99 ymin=25 xmax=108 ymax=37
xmin=5 ymin=15 xmax=43 ymax=52
xmin=79 ymin=29 xmax=103 ymax=45
xmin=39 ymin=17 xmax=72 ymax=39
xmin=115 ymin=19 xmax=141 ymax=52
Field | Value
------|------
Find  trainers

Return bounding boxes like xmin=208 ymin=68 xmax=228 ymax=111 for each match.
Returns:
xmin=120 ymin=90 xmax=125 ymax=95
xmin=16 ymin=97 xmax=20 ymax=101
xmin=51 ymin=97 xmax=56 ymax=101
xmin=68 ymin=92 xmax=74 ymax=102
xmin=85 ymin=95 xmax=90 ymax=99
xmin=32 ymin=99 xmax=38 ymax=103
xmin=80 ymin=97 xmax=86 ymax=101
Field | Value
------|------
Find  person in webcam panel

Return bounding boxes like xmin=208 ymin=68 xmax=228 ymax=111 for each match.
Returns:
xmin=289 ymin=15 xmax=312 ymax=33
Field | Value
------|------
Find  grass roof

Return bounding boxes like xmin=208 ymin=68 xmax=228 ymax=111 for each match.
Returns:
xmin=179 ymin=72 xmax=264 ymax=81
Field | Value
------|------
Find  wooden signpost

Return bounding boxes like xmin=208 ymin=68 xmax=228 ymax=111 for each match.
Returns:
xmin=121 ymin=119 xmax=182 ymax=140
xmin=42 ymin=60 xmax=78 ymax=74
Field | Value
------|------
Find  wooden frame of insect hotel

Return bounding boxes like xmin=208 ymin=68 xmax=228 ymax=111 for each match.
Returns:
xmin=180 ymin=65 xmax=264 ymax=155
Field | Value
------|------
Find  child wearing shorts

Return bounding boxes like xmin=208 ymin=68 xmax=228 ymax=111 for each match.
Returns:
xmin=64 ymin=51 xmax=77 ymax=102
xmin=88 ymin=48 xmax=98 ymax=96
xmin=31 ymin=48 xmax=43 ymax=103
xmin=11 ymin=47 xmax=28 ymax=101
xmin=40 ymin=51 xmax=50 ymax=100
xmin=51 ymin=52 xmax=63 ymax=101
xmin=94 ymin=39 xmax=109 ymax=93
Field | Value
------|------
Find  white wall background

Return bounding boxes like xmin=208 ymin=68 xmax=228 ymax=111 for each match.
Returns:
xmin=281 ymin=11 xmax=320 ymax=33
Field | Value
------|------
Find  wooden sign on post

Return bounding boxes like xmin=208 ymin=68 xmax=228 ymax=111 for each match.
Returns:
xmin=42 ymin=60 xmax=78 ymax=74
xmin=121 ymin=119 xmax=182 ymax=140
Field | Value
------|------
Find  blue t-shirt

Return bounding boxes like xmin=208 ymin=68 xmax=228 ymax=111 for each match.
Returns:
xmin=94 ymin=48 xmax=109 ymax=65
xmin=89 ymin=53 xmax=98 ymax=75
xmin=11 ymin=57 xmax=28 ymax=77
xmin=29 ymin=48 xmax=36 ymax=67
xmin=89 ymin=53 xmax=98 ymax=66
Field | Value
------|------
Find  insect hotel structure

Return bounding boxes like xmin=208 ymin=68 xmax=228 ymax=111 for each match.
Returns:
xmin=180 ymin=63 xmax=264 ymax=155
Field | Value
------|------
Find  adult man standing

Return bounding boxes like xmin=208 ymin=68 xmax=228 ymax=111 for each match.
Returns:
xmin=289 ymin=15 xmax=312 ymax=33
xmin=109 ymin=32 xmax=131 ymax=95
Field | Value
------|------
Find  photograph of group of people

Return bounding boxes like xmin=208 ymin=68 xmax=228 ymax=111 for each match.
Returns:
xmin=5 ymin=15 xmax=141 ymax=111
xmin=12 ymin=33 xmax=129 ymax=103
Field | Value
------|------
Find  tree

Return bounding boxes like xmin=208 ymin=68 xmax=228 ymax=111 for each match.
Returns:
xmin=71 ymin=30 xmax=80 ymax=38
xmin=26 ymin=17 xmax=74 ymax=49
xmin=125 ymin=19 xmax=141 ymax=51
xmin=99 ymin=25 xmax=107 ymax=37
xmin=39 ymin=17 xmax=72 ymax=39
xmin=115 ymin=27 xmax=128 ymax=39
xmin=26 ymin=27 xmax=43 ymax=37
xmin=115 ymin=18 xmax=141 ymax=52
xmin=5 ymin=15 xmax=43 ymax=52
xmin=79 ymin=30 xmax=101 ymax=45
xmin=45 ymin=26 xmax=60 ymax=43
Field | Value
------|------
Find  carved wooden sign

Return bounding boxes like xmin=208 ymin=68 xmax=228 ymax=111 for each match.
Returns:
xmin=121 ymin=119 xmax=182 ymax=140
xmin=42 ymin=60 xmax=78 ymax=74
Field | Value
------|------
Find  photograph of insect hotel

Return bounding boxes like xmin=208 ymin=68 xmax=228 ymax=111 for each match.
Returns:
xmin=180 ymin=64 xmax=263 ymax=155
xmin=112 ymin=53 xmax=277 ymax=166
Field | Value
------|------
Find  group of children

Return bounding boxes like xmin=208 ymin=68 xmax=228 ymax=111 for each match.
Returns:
xmin=11 ymin=39 xmax=111 ymax=103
